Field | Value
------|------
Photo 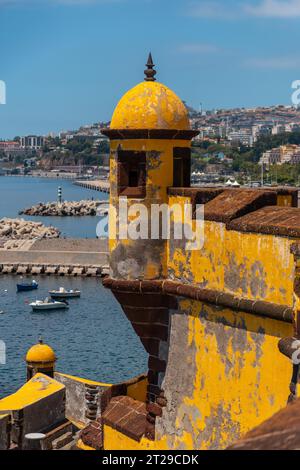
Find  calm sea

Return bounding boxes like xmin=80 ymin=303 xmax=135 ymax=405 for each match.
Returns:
xmin=0 ymin=176 xmax=108 ymax=238
xmin=0 ymin=275 xmax=147 ymax=398
xmin=0 ymin=177 xmax=147 ymax=398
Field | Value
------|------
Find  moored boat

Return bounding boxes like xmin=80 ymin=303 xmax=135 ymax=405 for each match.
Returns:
xmin=49 ymin=287 xmax=81 ymax=299
xmin=29 ymin=298 xmax=69 ymax=312
xmin=17 ymin=280 xmax=38 ymax=292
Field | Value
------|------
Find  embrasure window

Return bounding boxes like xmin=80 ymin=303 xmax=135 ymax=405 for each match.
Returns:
xmin=117 ymin=150 xmax=146 ymax=198
xmin=173 ymin=147 xmax=191 ymax=188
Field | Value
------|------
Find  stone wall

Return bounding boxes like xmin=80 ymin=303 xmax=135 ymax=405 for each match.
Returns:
xmin=167 ymin=193 xmax=296 ymax=307
xmin=54 ymin=373 xmax=111 ymax=426
xmin=0 ymin=414 xmax=10 ymax=450
xmin=155 ymin=298 xmax=293 ymax=449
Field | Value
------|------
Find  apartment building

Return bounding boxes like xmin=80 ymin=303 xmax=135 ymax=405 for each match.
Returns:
xmin=260 ymin=144 xmax=300 ymax=165
xmin=20 ymin=135 xmax=44 ymax=149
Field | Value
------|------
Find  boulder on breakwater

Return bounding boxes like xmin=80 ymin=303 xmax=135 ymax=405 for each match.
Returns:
xmin=19 ymin=200 xmax=102 ymax=217
xmin=0 ymin=218 xmax=60 ymax=239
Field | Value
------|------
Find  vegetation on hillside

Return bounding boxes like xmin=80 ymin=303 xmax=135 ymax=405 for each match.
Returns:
xmin=192 ymin=131 xmax=300 ymax=184
xmin=40 ymin=137 xmax=109 ymax=168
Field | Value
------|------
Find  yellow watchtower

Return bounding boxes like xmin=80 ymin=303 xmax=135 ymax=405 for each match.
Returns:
xmin=102 ymin=54 xmax=198 ymax=281
xmin=25 ymin=338 xmax=56 ymax=381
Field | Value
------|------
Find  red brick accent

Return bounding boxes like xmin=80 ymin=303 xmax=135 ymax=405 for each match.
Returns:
xmin=141 ymin=338 xmax=160 ymax=356
xmin=102 ymin=396 xmax=147 ymax=442
xmin=104 ymin=286 xmax=170 ymax=441
xmin=80 ymin=419 xmax=103 ymax=450
xmin=145 ymin=422 xmax=155 ymax=441
xmin=147 ymin=384 xmax=162 ymax=397
xmin=148 ymin=356 xmax=166 ymax=373
xmin=147 ymin=369 xmax=159 ymax=385
xmin=146 ymin=402 xmax=163 ymax=417
xmin=101 ymin=128 xmax=199 ymax=141
xmin=113 ymin=291 xmax=172 ymax=308
xmin=132 ymin=324 xmax=168 ymax=342
xmin=123 ymin=306 xmax=169 ymax=325
xmin=146 ymin=414 xmax=156 ymax=425
xmin=103 ymin=278 xmax=293 ymax=323
xmin=156 ymin=397 xmax=167 ymax=407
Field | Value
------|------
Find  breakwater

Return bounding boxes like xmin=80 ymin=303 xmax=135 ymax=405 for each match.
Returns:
xmin=0 ymin=238 xmax=109 ymax=277
xmin=0 ymin=176 xmax=109 ymax=238
xmin=19 ymin=200 xmax=105 ymax=217
xmin=74 ymin=180 xmax=110 ymax=193
xmin=0 ymin=218 xmax=60 ymax=239
xmin=0 ymin=263 xmax=106 ymax=277
xmin=0 ymin=275 xmax=147 ymax=399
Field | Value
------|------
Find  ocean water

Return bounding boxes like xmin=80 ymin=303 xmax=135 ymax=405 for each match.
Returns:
xmin=0 ymin=176 xmax=147 ymax=398
xmin=0 ymin=275 xmax=148 ymax=398
xmin=0 ymin=176 xmax=108 ymax=238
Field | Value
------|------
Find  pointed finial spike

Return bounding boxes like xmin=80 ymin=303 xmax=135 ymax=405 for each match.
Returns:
xmin=39 ymin=335 xmax=43 ymax=344
xmin=144 ymin=52 xmax=157 ymax=82
xmin=147 ymin=52 xmax=154 ymax=67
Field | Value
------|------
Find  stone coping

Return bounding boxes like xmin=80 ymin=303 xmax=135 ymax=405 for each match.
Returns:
xmin=101 ymin=128 xmax=199 ymax=140
xmin=228 ymin=397 xmax=300 ymax=450
xmin=103 ymin=278 xmax=294 ymax=324
xmin=228 ymin=206 xmax=300 ymax=238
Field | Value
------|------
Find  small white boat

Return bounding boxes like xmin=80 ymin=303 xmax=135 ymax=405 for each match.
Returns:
xmin=30 ymin=297 xmax=69 ymax=311
xmin=49 ymin=287 xmax=81 ymax=299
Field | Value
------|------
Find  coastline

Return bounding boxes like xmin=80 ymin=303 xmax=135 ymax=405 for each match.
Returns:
xmin=0 ymin=238 xmax=109 ymax=277
xmin=0 ymin=176 xmax=109 ymax=238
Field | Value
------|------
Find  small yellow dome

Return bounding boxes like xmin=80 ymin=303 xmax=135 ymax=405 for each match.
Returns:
xmin=110 ymin=81 xmax=190 ymax=131
xmin=26 ymin=340 xmax=56 ymax=363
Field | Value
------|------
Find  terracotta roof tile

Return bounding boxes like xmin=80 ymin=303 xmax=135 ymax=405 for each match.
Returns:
xmin=204 ymin=189 xmax=277 ymax=223
xmin=228 ymin=399 xmax=300 ymax=450
xmin=228 ymin=206 xmax=300 ymax=237
xmin=102 ymin=396 xmax=147 ymax=442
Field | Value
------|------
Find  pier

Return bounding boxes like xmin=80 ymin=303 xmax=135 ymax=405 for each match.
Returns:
xmin=74 ymin=180 xmax=110 ymax=193
xmin=0 ymin=238 xmax=109 ymax=277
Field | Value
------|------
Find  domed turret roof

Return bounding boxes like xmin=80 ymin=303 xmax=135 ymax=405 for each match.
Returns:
xmin=110 ymin=54 xmax=190 ymax=131
xmin=110 ymin=81 xmax=190 ymax=131
xmin=26 ymin=339 xmax=56 ymax=363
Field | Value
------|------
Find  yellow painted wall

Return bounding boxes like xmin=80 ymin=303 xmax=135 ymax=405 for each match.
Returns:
xmin=102 ymin=300 xmax=293 ymax=450
xmin=277 ymin=194 xmax=293 ymax=207
xmin=103 ymin=424 xmax=168 ymax=450
xmin=55 ymin=372 xmax=112 ymax=388
xmin=155 ymin=300 xmax=293 ymax=449
xmin=105 ymin=136 xmax=298 ymax=449
xmin=0 ymin=373 xmax=65 ymax=412
xmin=109 ymin=139 xmax=191 ymax=280
xmin=127 ymin=377 xmax=148 ymax=403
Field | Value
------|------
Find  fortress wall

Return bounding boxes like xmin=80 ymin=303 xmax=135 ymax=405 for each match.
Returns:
xmin=112 ymin=288 xmax=172 ymax=439
xmin=103 ymin=276 xmax=296 ymax=449
xmin=167 ymin=194 xmax=295 ymax=307
xmin=0 ymin=250 xmax=107 ymax=265
xmin=54 ymin=373 xmax=110 ymax=426
xmin=108 ymin=139 xmax=190 ymax=281
xmin=155 ymin=299 xmax=293 ymax=450
xmin=100 ymin=291 xmax=294 ymax=450
xmin=103 ymin=187 xmax=300 ymax=449
xmin=0 ymin=414 xmax=9 ymax=450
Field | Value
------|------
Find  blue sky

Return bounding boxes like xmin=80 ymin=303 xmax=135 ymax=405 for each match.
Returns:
xmin=1 ymin=0 xmax=300 ymax=137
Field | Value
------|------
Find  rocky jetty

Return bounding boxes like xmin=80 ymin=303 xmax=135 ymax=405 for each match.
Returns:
xmin=0 ymin=218 xmax=60 ymax=239
xmin=19 ymin=200 xmax=101 ymax=217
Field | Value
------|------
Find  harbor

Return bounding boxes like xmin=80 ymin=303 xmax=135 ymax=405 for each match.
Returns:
xmin=74 ymin=180 xmax=110 ymax=193
xmin=0 ymin=238 xmax=109 ymax=277
xmin=0 ymin=275 xmax=147 ymax=399
xmin=0 ymin=176 xmax=108 ymax=238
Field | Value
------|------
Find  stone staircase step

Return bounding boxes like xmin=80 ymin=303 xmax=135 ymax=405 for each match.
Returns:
xmin=52 ymin=431 xmax=73 ymax=450
xmin=42 ymin=420 xmax=73 ymax=450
